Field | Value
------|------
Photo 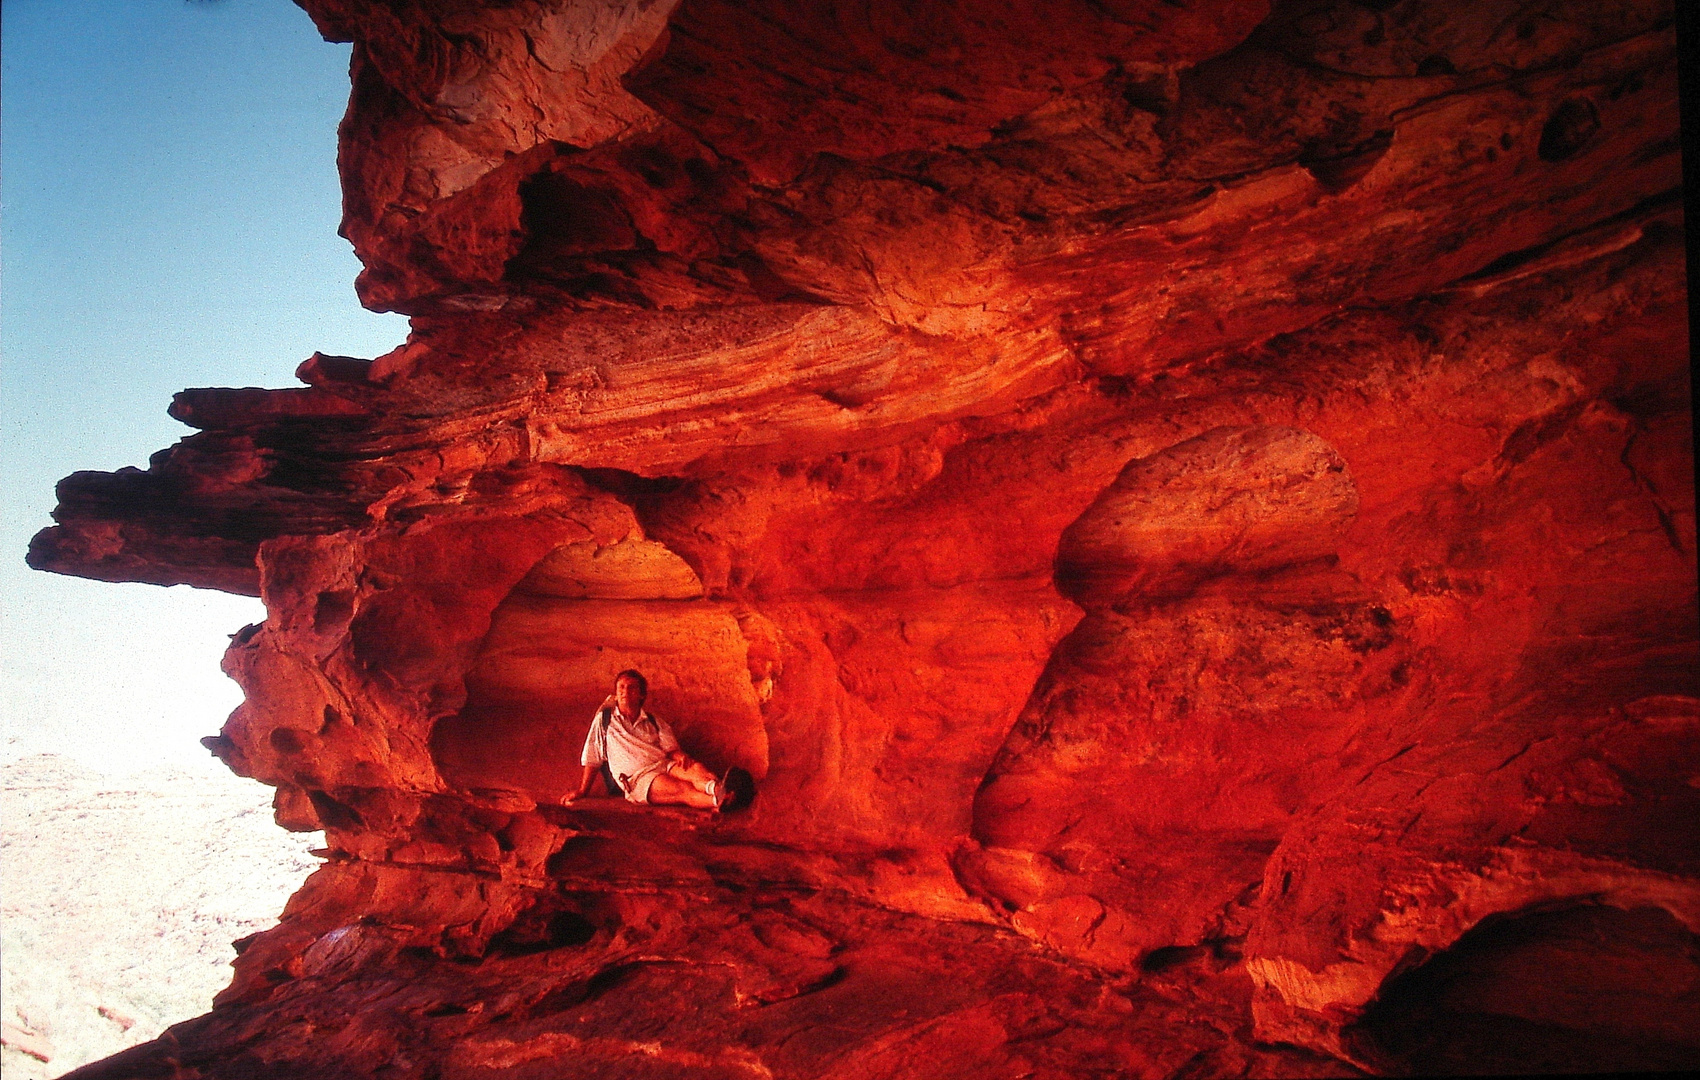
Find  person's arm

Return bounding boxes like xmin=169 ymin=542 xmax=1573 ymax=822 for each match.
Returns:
xmin=565 ymin=764 xmax=601 ymax=802
xmin=656 ymin=717 xmax=681 ymax=759
xmin=656 ymin=720 xmax=693 ymax=772
xmin=572 ymin=706 xmax=610 ymax=802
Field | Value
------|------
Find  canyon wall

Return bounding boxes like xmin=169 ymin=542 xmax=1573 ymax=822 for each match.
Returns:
xmin=32 ymin=1 xmax=1696 ymax=1076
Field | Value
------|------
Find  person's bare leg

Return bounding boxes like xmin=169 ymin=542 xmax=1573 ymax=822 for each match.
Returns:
xmin=666 ymin=757 xmax=717 ymax=791
xmin=647 ymin=772 xmax=716 ymax=809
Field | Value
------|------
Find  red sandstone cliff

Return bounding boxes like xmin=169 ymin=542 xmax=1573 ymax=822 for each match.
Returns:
xmin=33 ymin=1 xmax=1696 ymax=1076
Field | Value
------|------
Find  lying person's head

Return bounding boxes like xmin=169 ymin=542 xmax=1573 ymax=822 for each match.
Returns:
xmin=614 ymin=669 xmax=648 ymax=715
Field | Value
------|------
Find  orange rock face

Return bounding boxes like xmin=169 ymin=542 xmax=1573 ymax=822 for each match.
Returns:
xmin=36 ymin=1 xmax=1696 ymax=1076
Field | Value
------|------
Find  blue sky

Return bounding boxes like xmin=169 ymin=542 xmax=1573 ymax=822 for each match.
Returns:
xmin=2 ymin=0 xmax=409 ymax=772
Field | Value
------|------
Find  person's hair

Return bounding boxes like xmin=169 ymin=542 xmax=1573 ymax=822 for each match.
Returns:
xmin=614 ymin=669 xmax=648 ymax=694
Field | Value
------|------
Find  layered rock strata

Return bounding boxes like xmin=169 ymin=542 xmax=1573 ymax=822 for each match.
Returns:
xmin=33 ymin=1 xmax=1696 ymax=1076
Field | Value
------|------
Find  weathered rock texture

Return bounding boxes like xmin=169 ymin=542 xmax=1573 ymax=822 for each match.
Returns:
xmin=32 ymin=0 xmax=1696 ymax=1076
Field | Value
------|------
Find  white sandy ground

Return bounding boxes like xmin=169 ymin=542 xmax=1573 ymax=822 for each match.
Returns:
xmin=1 ymin=753 xmax=322 ymax=1078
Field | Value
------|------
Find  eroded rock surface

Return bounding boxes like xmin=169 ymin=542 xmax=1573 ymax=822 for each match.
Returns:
xmin=33 ymin=0 xmax=1696 ymax=1076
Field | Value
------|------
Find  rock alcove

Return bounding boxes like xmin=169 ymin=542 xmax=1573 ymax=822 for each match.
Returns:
xmin=433 ymin=533 xmax=770 ymax=804
xmin=30 ymin=0 xmax=1697 ymax=1076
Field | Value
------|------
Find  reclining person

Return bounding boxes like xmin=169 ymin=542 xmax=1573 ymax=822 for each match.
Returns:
xmin=567 ymin=669 xmax=729 ymax=811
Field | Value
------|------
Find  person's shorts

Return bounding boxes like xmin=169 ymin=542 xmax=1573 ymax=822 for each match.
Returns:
xmin=620 ymin=760 xmax=670 ymax=804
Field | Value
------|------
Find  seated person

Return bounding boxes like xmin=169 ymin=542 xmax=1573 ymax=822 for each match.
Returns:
xmin=567 ymin=669 xmax=730 ymax=811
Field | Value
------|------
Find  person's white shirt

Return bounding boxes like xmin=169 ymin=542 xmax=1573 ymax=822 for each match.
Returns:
xmin=581 ymin=702 xmax=679 ymax=789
